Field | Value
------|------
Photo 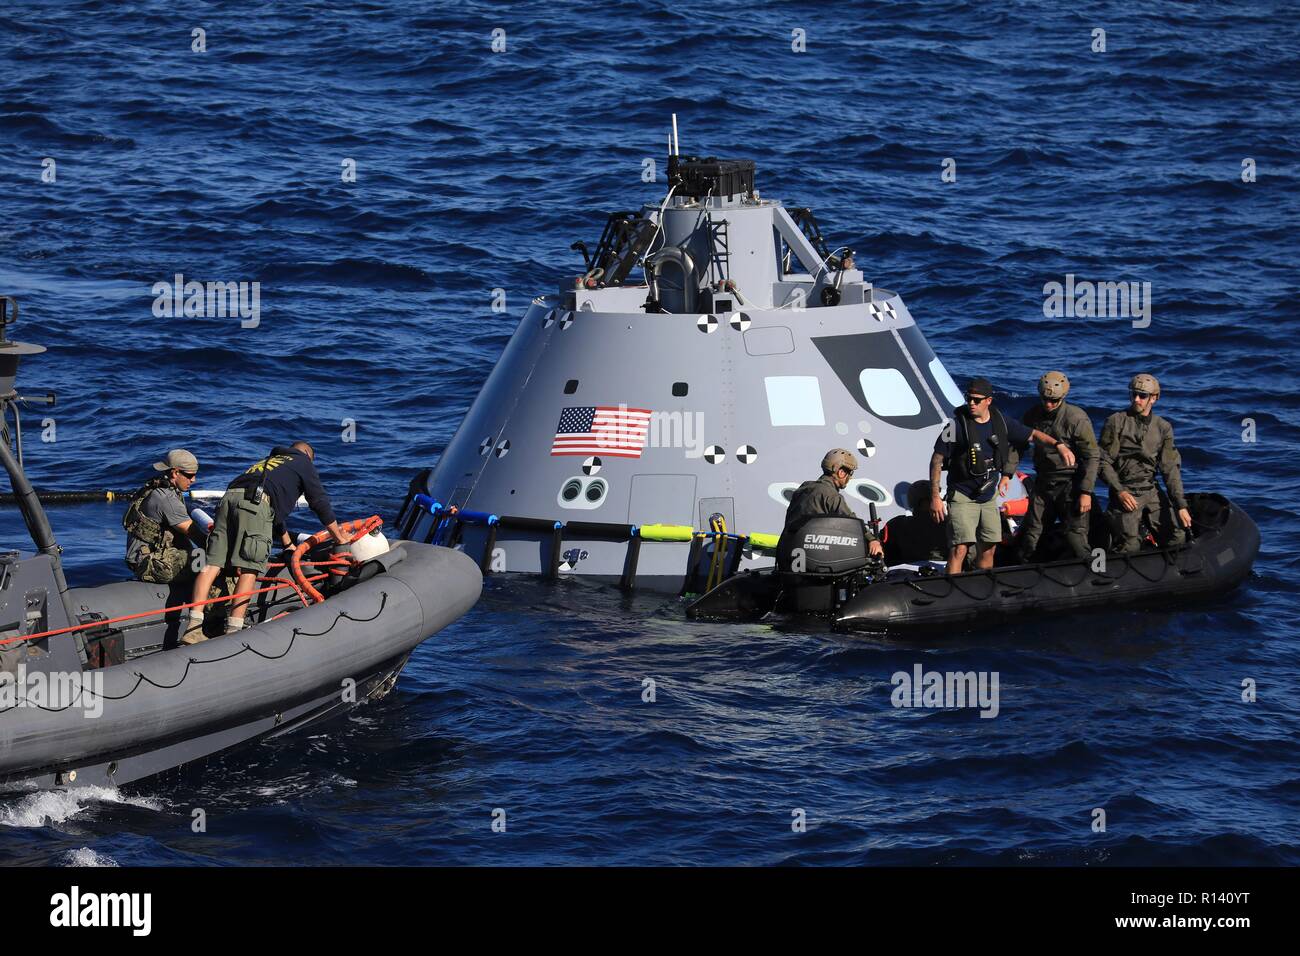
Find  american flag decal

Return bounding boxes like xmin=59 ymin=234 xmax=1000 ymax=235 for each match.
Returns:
xmin=551 ymin=405 xmax=653 ymax=458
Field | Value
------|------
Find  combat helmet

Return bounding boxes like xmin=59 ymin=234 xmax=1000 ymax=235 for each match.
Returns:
xmin=821 ymin=448 xmax=858 ymax=475
xmin=1038 ymin=370 xmax=1070 ymax=401
xmin=1129 ymin=373 xmax=1160 ymax=396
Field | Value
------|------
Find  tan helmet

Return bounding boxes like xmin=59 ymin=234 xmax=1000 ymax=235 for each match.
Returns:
xmin=1038 ymin=370 xmax=1070 ymax=400
xmin=1129 ymin=373 xmax=1160 ymax=396
xmin=821 ymin=448 xmax=858 ymax=475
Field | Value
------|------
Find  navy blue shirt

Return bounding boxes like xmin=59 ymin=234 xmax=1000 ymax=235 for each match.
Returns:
xmin=228 ymin=446 xmax=336 ymax=536
xmin=934 ymin=411 xmax=1033 ymax=502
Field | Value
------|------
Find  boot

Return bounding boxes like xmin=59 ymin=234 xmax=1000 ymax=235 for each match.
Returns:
xmin=180 ymin=613 xmax=208 ymax=645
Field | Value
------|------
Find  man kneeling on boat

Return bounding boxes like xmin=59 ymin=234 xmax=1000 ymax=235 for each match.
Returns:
xmin=123 ymin=449 xmax=206 ymax=584
xmin=776 ymin=448 xmax=883 ymax=561
xmin=182 ymin=441 xmax=348 ymax=644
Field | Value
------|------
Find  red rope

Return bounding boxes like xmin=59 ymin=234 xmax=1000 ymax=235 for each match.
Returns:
xmin=290 ymin=516 xmax=383 ymax=605
xmin=2 ymin=516 xmax=384 ymax=647
xmin=0 ymin=573 xmax=330 ymax=647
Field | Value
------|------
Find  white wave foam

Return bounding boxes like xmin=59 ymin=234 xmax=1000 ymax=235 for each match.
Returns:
xmin=64 ymin=847 xmax=119 ymax=867
xmin=0 ymin=785 xmax=162 ymax=829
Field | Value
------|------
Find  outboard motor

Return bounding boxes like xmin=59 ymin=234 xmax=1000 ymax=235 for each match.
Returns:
xmin=775 ymin=516 xmax=870 ymax=573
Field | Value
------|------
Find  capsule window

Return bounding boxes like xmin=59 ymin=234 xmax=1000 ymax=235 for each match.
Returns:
xmin=764 ymin=376 xmax=825 ymax=427
xmin=561 ymin=479 xmax=582 ymax=502
xmin=928 ymin=358 xmax=964 ymax=408
xmin=858 ymin=369 xmax=921 ymax=417
xmin=585 ymin=482 xmax=604 ymax=502
xmin=672 ymin=382 xmax=688 ymax=397
xmin=846 ymin=479 xmax=894 ymax=507
xmin=767 ymin=482 xmax=800 ymax=508
xmin=564 ymin=379 xmax=579 ymax=395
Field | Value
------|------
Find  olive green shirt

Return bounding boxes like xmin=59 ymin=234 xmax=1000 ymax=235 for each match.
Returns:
xmin=1098 ymin=409 xmax=1186 ymax=509
xmin=1020 ymin=401 xmax=1100 ymax=493
xmin=783 ymin=475 xmax=877 ymax=540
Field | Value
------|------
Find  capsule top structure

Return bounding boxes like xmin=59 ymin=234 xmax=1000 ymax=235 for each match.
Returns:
xmin=418 ymin=127 xmax=972 ymax=588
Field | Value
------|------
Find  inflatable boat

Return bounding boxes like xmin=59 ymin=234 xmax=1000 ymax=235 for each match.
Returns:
xmin=686 ymin=492 xmax=1259 ymax=634
xmin=0 ymin=300 xmax=482 ymax=790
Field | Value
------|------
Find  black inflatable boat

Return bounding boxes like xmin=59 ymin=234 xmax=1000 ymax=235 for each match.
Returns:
xmin=686 ymin=493 xmax=1259 ymax=634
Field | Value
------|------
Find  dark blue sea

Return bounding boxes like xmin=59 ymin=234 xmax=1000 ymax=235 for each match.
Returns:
xmin=0 ymin=0 xmax=1297 ymax=866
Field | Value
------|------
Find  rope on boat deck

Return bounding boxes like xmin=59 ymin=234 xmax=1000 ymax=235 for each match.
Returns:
xmin=0 ymin=592 xmax=391 ymax=713
xmin=0 ymin=562 xmax=350 ymax=648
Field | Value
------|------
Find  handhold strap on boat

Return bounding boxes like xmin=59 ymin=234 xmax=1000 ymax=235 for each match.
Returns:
xmin=705 ymin=514 xmax=729 ymax=592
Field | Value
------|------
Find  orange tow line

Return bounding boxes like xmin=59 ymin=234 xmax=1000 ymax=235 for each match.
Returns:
xmin=1 ymin=514 xmax=386 ymax=646
xmin=289 ymin=515 xmax=384 ymax=604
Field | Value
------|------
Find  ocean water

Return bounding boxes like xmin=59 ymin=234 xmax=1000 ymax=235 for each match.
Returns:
xmin=1 ymin=0 xmax=1298 ymax=865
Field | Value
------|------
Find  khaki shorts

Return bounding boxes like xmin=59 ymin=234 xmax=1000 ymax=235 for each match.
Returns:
xmin=205 ymin=489 xmax=275 ymax=574
xmin=947 ymin=489 xmax=1002 ymax=546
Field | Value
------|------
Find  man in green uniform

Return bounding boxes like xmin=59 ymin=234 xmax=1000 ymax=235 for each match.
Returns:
xmin=122 ymin=449 xmax=204 ymax=584
xmin=776 ymin=448 xmax=883 ymax=558
xmin=1018 ymin=371 xmax=1099 ymax=561
xmin=1099 ymin=373 xmax=1192 ymax=552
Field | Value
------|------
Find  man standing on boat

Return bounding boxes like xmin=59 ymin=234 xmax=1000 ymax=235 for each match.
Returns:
xmin=123 ymin=449 xmax=205 ymax=584
xmin=1017 ymin=371 xmax=1100 ymax=562
xmin=182 ymin=441 xmax=347 ymax=644
xmin=929 ymin=378 xmax=1070 ymax=574
xmin=1098 ymin=373 xmax=1192 ymax=552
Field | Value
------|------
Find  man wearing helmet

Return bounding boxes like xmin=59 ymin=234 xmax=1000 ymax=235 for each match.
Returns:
xmin=1098 ymin=374 xmax=1192 ymax=552
xmin=1018 ymin=371 xmax=1100 ymax=561
xmin=777 ymin=448 xmax=884 ymax=557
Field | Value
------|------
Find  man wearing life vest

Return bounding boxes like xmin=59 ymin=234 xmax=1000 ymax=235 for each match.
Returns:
xmin=122 ymin=449 xmax=204 ymax=584
xmin=182 ymin=441 xmax=347 ymax=644
xmin=929 ymin=377 xmax=1072 ymax=574
xmin=1099 ymin=373 xmax=1192 ymax=552
xmin=1017 ymin=371 xmax=1100 ymax=562
xmin=776 ymin=448 xmax=883 ymax=559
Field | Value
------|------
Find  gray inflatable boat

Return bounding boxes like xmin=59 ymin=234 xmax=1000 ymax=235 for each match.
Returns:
xmin=0 ymin=300 xmax=482 ymax=791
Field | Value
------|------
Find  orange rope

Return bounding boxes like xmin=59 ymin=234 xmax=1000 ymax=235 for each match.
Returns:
xmin=259 ymin=575 xmax=309 ymax=609
xmin=290 ymin=516 xmax=383 ymax=605
xmin=2 ymin=516 xmax=384 ymax=647
xmin=0 ymin=573 xmax=330 ymax=647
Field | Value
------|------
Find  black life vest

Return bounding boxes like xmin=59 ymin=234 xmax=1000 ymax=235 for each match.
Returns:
xmin=945 ymin=406 xmax=1010 ymax=483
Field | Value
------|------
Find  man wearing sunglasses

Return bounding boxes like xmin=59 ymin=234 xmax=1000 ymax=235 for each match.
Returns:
xmin=1017 ymin=370 xmax=1100 ymax=562
xmin=777 ymin=448 xmax=884 ymax=560
xmin=123 ymin=449 xmax=204 ymax=584
xmin=1098 ymin=373 xmax=1192 ymax=552
xmin=930 ymin=377 xmax=1069 ymax=573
